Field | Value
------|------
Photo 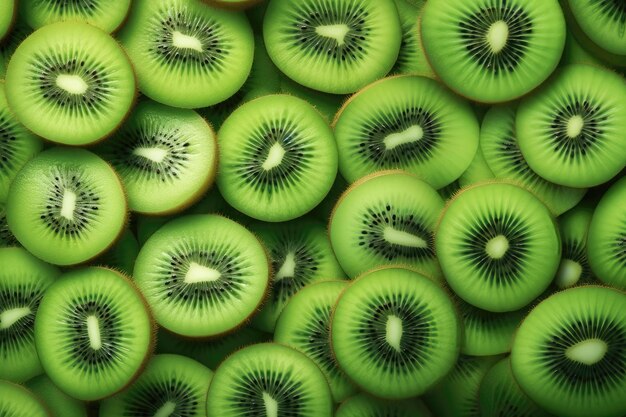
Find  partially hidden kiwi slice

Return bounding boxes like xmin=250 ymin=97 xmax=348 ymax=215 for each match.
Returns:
xmin=391 ymin=0 xmax=433 ymax=77
xmin=5 ymin=22 xmax=136 ymax=145
xmin=201 ymin=0 xmax=263 ymax=11
xmin=436 ymin=182 xmax=561 ymax=312
xmin=0 ymin=202 xmax=18 ymax=247
xmin=511 ymin=286 xmax=626 ymax=417
xmin=100 ymin=354 xmax=213 ymax=417
xmin=35 ymin=267 xmax=154 ymax=401
xmin=457 ymin=146 xmax=495 ymax=188
xmin=565 ymin=0 xmax=626 ymax=57
xmin=133 ymin=214 xmax=270 ymax=338
xmin=217 ymin=94 xmax=338 ymax=222
xmin=94 ymin=229 xmax=140 ymax=276
xmin=0 ymin=0 xmax=15 ymax=42
xmin=263 ymin=0 xmax=402 ymax=94
xmin=26 ymin=375 xmax=88 ymax=417
xmin=333 ymin=75 xmax=479 ymax=188
xmin=331 ymin=267 xmax=460 ymax=399
xmin=6 ymin=148 xmax=127 ymax=266
xmin=554 ymin=205 xmax=596 ymax=289
xmin=0 ymin=380 xmax=50 ymax=417
xmin=329 ymin=171 xmax=444 ymax=278
xmin=274 ymin=280 xmax=356 ymax=403
xmin=280 ymin=77 xmax=344 ymax=123
xmin=517 ymin=64 xmax=626 ymax=188
xmin=336 ymin=393 xmax=432 ymax=417
xmin=0 ymin=247 xmax=60 ymax=382
xmin=118 ymin=0 xmax=254 ymax=108
xmin=561 ymin=29 xmax=605 ymax=67
xmin=0 ymin=21 xmax=31 ymax=79
xmin=95 ymin=99 xmax=218 ymax=215
xmin=206 ymin=343 xmax=333 ymax=417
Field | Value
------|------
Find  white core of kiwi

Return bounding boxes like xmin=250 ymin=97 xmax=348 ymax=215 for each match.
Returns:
xmin=262 ymin=142 xmax=287 ymax=171
xmin=275 ymin=252 xmax=296 ymax=280
xmin=566 ymin=115 xmax=584 ymax=139
xmin=60 ymin=190 xmax=78 ymax=220
xmin=87 ymin=315 xmax=103 ymax=351
xmin=555 ymin=259 xmax=582 ymax=288
xmin=185 ymin=262 xmax=222 ymax=284
xmin=0 ymin=307 xmax=31 ymax=329
xmin=172 ymin=31 xmax=203 ymax=52
xmin=565 ymin=338 xmax=608 ymax=365
xmin=485 ymin=235 xmax=509 ymax=259
xmin=263 ymin=392 xmax=279 ymax=417
xmin=486 ymin=20 xmax=509 ymax=54
xmin=56 ymin=74 xmax=89 ymax=95
xmin=385 ymin=315 xmax=404 ymax=352
xmin=315 ymin=24 xmax=351 ymax=46
xmin=153 ymin=401 xmax=177 ymax=417
xmin=384 ymin=125 xmax=424 ymax=150
xmin=383 ymin=226 xmax=428 ymax=248
xmin=133 ymin=147 xmax=169 ymax=163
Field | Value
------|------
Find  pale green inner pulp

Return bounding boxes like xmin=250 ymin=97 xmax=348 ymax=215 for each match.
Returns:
xmin=385 ymin=315 xmax=403 ymax=352
xmin=262 ymin=142 xmax=286 ymax=171
xmin=133 ymin=147 xmax=169 ymax=163
xmin=486 ymin=20 xmax=509 ymax=53
xmin=87 ymin=315 xmax=102 ymax=350
xmin=566 ymin=115 xmax=584 ymax=138
xmin=262 ymin=392 xmax=278 ymax=417
xmin=384 ymin=125 xmax=424 ymax=150
xmin=565 ymin=338 xmax=608 ymax=365
xmin=555 ymin=259 xmax=582 ymax=288
xmin=185 ymin=262 xmax=221 ymax=284
xmin=56 ymin=74 xmax=88 ymax=95
xmin=485 ymin=235 xmax=509 ymax=259
xmin=153 ymin=401 xmax=177 ymax=417
xmin=172 ymin=30 xmax=203 ymax=52
xmin=60 ymin=190 xmax=77 ymax=220
xmin=0 ymin=307 xmax=31 ymax=329
xmin=275 ymin=252 xmax=296 ymax=281
xmin=315 ymin=24 xmax=350 ymax=46
xmin=383 ymin=226 xmax=428 ymax=248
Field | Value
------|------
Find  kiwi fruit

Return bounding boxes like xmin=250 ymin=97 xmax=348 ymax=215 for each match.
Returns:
xmin=436 ymin=182 xmax=561 ymax=312
xmin=511 ymin=286 xmax=626 ymax=417
xmin=274 ymin=280 xmax=356 ymax=403
xmin=0 ymin=202 xmax=18 ymax=247
xmin=554 ymin=204 xmax=596 ymax=289
xmin=0 ymin=247 xmax=60 ymax=382
xmin=517 ymin=64 xmax=626 ymax=188
xmin=133 ymin=214 xmax=270 ymax=338
xmin=5 ymin=22 xmax=136 ymax=145
xmin=457 ymin=147 xmax=495 ymax=188
xmin=263 ymin=0 xmax=402 ymax=94
xmin=6 ymin=148 xmax=127 ymax=266
xmin=100 ymin=354 xmax=212 ymax=417
xmin=0 ymin=0 xmax=15 ymax=42
xmin=118 ymin=0 xmax=254 ymax=108
xmin=26 ymin=375 xmax=88 ymax=417
xmin=93 ymin=229 xmax=140 ymax=276
xmin=206 ymin=343 xmax=333 ymax=417
xmin=95 ymin=99 xmax=218 ymax=215
xmin=336 ymin=393 xmax=433 ymax=417
xmin=0 ymin=380 xmax=50 ymax=417
xmin=34 ymin=267 xmax=154 ymax=401
xmin=331 ymin=267 xmax=460 ymax=399
xmin=565 ymin=0 xmax=626 ymax=57
xmin=250 ymin=219 xmax=346 ymax=333
xmin=587 ymin=176 xmax=626 ymax=289
xmin=217 ymin=94 xmax=338 ymax=222
xmin=391 ymin=0 xmax=433 ymax=76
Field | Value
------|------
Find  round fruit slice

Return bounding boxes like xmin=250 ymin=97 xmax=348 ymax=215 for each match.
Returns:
xmin=566 ymin=0 xmax=626 ymax=56
xmin=26 ymin=375 xmax=88 ymax=417
xmin=5 ymin=22 xmax=136 ymax=145
xmin=133 ymin=214 xmax=270 ymax=337
xmin=6 ymin=148 xmax=127 ymax=266
xmin=206 ymin=343 xmax=333 ymax=417
xmin=331 ymin=267 xmax=460 ymax=399
xmin=511 ymin=286 xmax=626 ymax=417
xmin=0 ymin=380 xmax=50 ymax=417
xmin=336 ymin=393 xmax=432 ymax=417
xmin=555 ymin=205 xmax=596 ymax=289
xmin=436 ymin=182 xmax=560 ymax=312
xmin=35 ymin=267 xmax=154 ymax=401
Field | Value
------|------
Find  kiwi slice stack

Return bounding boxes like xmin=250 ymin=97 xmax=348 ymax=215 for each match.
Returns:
xmin=26 ymin=375 xmax=88 ymax=417
xmin=554 ymin=205 xmax=596 ymax=289
xmin=0 ymin=380 xmax=50 ymax=417
xmin=336 ymin=393 xmax=432 ymax=417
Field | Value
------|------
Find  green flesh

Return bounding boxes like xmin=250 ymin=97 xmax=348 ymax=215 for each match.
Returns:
xmin=336 ymin=393 xmax=432 ymax=417
xmin=0 ymin=381 xmax=50 ymax=417
xmin=567 ymin=0 xmax=626 ymax=55
xmin=26 ymin=375 xmax=88 ymax=417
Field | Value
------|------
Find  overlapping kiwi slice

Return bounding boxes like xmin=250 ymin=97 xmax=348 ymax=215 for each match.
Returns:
xmin=96 ymin=99 xmax=218 ymax=215
xmin=6 ymin=148 xmax=127 ymax=266
xmin=334 ymin=75 xmax=479 ymax=188
xmin=555 ymin=205 xmax=596 ymax=289
xmin=0 ymin=247 xmax=59 ymax=382
xmin=34 ymin=267 xmax=154 ymax=401
xmin=566 ymin=0 xmax=626 ymax=57
xmin=336 ymin=393 xmax=432 ymax=417
xmin=0 ymin=380 xmax=50 ymax=417
xmin=329 ymin=171 xmax=444 ymax=278
xmin=217 ymin=95 xmax=338 ymax=222
xmin=94 ymin=229 xmax=140 ymax=276
xmin=133 ymin=214 xmax=270 ymax=337
xmin=331 ymin=267 xmax=460 ymax=399
xmin=203 ymin=0 xmax=263 ymax=11
xmin=391 ymin=0 xmax=432 ymax=76
xmin=206 ymin=343 xmax=333 ymax=417
xmin=263 ymin=0 xmax=402 ymax=94
xmin=118 ymin=0 xmax=254 ymax=108
xmin=511 ymin=286 xmax=626 ymax=417
xmin=26 ymin=375 xmax=88 ymax=417
xmin=100 ymin=354 xmax=213 ymax=417
xmin=481 ymin=105 xmax=586 ymax=215
xmin=5 ymin=22 xmax=136 ymax=145
xmin=436 ymin=182 xmax=561 ymax=312
xmin=421 ymin=0 xmax=566 ymax=103
xmin=0 ymin=202 xmax=18 ymax=247
xmin=517 ymin=64 xmax=626 ymax=188
xmin=0 ymin=0 xmax=15 ymax=42
xmin=274 ymin=280 xmax=356 ymax=402
xmin=0 ymin=21 xmax=31 ymax=78
xmin=457 ymin=147 xmax=495 ymax=187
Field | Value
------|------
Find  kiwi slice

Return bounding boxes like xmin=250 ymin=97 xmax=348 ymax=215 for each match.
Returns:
xmin=0 ymin=380 xmax=50 ymax=417
xmin=436 ymin=182 xmax=561 ymax=312
xmin=511 ymin=286 xmax=626 ymax=417
xmin=421 ymin=0 xmax=566 ymax=103
xmin=438 ymin=180 xmax=461 ymax=201
xmin=331 ymin=267 xmax=460 ymax=399
xmin=566 ymin=0 xmax=625 ymax=57
xmin=95 ymin=99 xmax=218 ymax=215
xmin=35 ymin=267 xmax=154 ymax=401
xmin=26 ymin=375 xmax=88 ymax=417
xmin=207 ymin=343 xmax=333 ymax=417
xmin=0 ymin=247 xmax=60 ymax=382
xmin=517 ymin=64 xmax=626 ymax=188
xmin=0 ymin=0 xmax=15 ymax=42
xmin=217 ymin=94 xmax=338 ymax=222
xmin=479 ymin=357 xmax=553 ymax=417
xmin=100 ymin=354 xmax=212 ymax=417
xmin=250 ymin=219 xmax=346 ymax=333
xmin=19 ymin=0 xmax=131 ymax=33
xmin=333 ymin=75 xmax=479 ymax=188
xmin=133 ymin=214 xmax=270 ymax=337
xmin=329 ymin=171 xmax=444 ymax=278
xmin=481 ymin=105 xmax=587 ymax=215
xmin=554 ymin=205 xmax=596 ymax=289
xmin=587 ymin=176 xmax=626 ymax=289
xmin=6 ymin=148 xmax=127 ymax=266
xmin=94 ymin=229 xmax=140 ymax=276
xmin=118 ymin=0 xmax=254 ymax=109
xmin=263 ymin=0 xmax=402 ymax=94
xmin=5 ymin=22 xmax=136 ymax=145
xmin=0 ymin=202 xmax=18 ymax=247
xmin=391 ymin=0 xmax=433 ymax=76
xmin=336 ymin=393 xmax=432 ymax=417
xmin=457 ymin=147 xmax=495 ymax=188
xmin=274 ymin=280 xmax=356 ymax=403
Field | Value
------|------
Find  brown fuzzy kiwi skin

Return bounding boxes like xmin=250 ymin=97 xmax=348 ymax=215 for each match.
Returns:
xmin=201 ymin=0 xmax=263 ymax=11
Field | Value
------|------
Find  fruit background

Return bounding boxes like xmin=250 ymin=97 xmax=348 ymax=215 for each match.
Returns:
xmin=0 ymin=0 xmax=625 ymax=416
